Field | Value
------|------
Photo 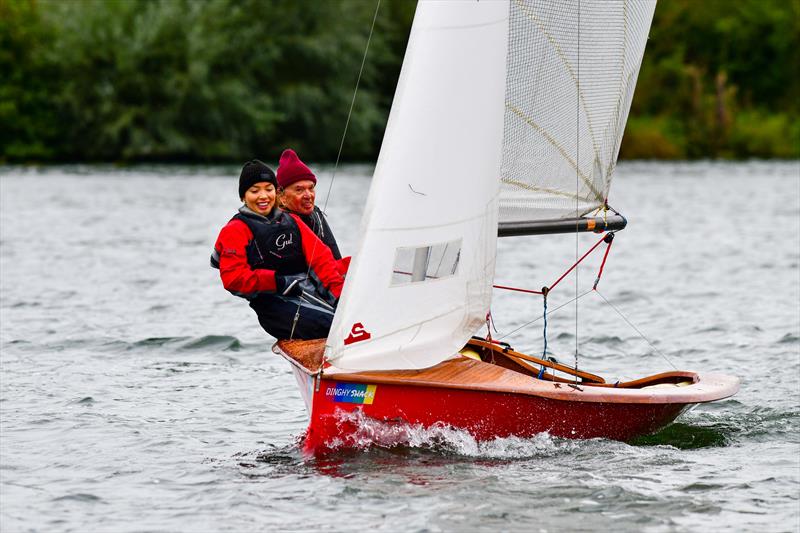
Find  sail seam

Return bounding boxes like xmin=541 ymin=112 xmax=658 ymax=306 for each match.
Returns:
xmin=501 ymin=176 xmax=600 ymax=204
xmin=506 ymin=103 xmax=604 ymax=202
xmin=366 ymin=200 xmax=499 ymax=232
xmin=419 ymin=16 xmax=508 ymax=32
xmin=512 ymin=0 xmax=602 ymax=170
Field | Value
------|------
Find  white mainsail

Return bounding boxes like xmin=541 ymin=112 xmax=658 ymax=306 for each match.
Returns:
xmin=324 ymin=0 xmax=655 ymax=372
xmin=500 ymin=0 xmax=656 ymax=225
xmin=324 ymin=0 xmax=510 ymax=371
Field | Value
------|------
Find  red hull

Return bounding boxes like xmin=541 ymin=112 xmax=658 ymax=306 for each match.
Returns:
xmin=273 ymin=339 xmax=739 ymax=454
xmin=303 ymin=376 xmax=690 ymax=453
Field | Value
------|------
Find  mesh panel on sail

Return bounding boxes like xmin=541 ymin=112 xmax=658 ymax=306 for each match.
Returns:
xmin=500 ymin=0 xmax=655 ymax=224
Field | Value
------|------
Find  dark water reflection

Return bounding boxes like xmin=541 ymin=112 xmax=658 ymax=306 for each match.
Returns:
xmin=1 ymin=161 xmax=799 ymax=532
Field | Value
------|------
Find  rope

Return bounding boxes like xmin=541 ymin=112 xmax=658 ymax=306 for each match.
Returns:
xmin=493 ymin=284 xmax=544 ymax=295
xmin=493 ymin=232 xmax=615 ymax=349
xmin=485 ymin=312 xmax=498 ymax=343
xmin=493 ymin=232 xmax=610 ymax=296
xmin=289 ymin=0 xmax=381 ymax=341
xmin=497 ymin=288 xmax=594 ymax=341
xmin=493 ymin=235 xmax=680 ymax=372
xmin=593 ymin=289 xmax=677 ymax=370
xmin=593 ymin=233 xmax=614 ymax=289
xmin=548 ymin=233 xmax=607 ymax=291
xmin=539 ymin=293 xmax=549 ymax=378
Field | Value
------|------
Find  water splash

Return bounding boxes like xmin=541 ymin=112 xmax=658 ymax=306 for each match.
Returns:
xmin=324 ymin=408 xmax=579 ymax=459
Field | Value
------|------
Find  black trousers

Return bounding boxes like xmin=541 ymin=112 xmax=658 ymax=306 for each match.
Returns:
xmin=249 ymin=294 xmax=335 ymax=340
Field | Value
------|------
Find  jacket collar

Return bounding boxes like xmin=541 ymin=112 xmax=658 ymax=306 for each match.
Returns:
xmin=239 ymin=204 xmax=283 ymax=223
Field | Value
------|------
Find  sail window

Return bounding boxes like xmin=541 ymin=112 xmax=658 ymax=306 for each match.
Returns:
xmin=391 ymin=239 xmax=462 ymax=285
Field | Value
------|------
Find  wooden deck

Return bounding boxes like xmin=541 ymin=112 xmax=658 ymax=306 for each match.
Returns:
xmin=270 ymin=338 xmax=731 ymax=405
xmin=275 ymin=338 xmax=326 ymax=371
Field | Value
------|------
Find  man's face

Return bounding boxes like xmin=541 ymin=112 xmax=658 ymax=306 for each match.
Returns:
xmin=280 ymin=180 xmax=316 ymax=215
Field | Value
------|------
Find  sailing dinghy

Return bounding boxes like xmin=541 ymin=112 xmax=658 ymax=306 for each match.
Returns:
xmin=274 ymin=0 xmax=739 ymax=452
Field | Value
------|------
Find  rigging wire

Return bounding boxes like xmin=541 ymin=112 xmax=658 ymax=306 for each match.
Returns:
xmin=574 ymin=0 xmax=581 ymax=385
xmin=320 ymin=0 xmax=382 ymax=218
xmin=593 ymin=290 xmax=678 ymax=370
xmin=495 ymin=234 xmax=681 ymax=372
xmin=289 ymin=0 xmax=382 ymax=341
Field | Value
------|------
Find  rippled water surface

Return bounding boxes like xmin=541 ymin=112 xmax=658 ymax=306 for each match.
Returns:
xmin=1 ymin=162 xmax=799 ymax=532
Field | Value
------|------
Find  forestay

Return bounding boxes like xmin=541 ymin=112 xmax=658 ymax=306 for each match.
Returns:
xmin=499 ymin=0 xmax=656 ymax=227
xmin=324 ymin=0 xmax=510 ymax=371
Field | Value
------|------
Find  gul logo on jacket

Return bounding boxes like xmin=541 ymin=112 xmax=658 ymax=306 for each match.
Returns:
xmin=275 ymin=232 xmax=294 ymax=250
xmin=344 ymin=322 xmax=371 ymax=346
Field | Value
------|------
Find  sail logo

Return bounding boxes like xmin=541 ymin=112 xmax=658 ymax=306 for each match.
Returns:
xmin=325 ymin=383 xmax=377 ymax=405
xmin=344 ymin=323 xmax=371 ymax=345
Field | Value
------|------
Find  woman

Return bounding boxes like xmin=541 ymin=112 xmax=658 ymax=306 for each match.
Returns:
xmin=211 ymin=159 xmax=344 ymax=339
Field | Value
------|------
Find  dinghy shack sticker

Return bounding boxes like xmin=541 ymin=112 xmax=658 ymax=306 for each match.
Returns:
xmin=344 ymin=322 xmax=371 ymax=345
xmin=326 ymin=383 xmax=377 ymax=405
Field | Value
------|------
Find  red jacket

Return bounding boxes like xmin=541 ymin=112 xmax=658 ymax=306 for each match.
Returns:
xmin=214 ymin=213 xmax=344 ymax=298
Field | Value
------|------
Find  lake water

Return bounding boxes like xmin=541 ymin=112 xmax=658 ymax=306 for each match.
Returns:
xmin=1 ymin=161 xmax=798 ymax=532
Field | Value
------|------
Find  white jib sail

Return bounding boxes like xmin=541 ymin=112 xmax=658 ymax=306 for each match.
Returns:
xmin=324 ymin=0 xmax=510 ymax=372
xmin=500 ymin=0 xmax=656 ymax=224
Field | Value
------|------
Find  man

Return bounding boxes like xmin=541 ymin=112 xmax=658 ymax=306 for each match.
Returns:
xmin=276 ymin=149 xmax=350 ymax=274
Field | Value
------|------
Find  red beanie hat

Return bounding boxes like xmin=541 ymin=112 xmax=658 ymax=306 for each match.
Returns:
xmin=277 ymin=149 xmax=316 ymax=189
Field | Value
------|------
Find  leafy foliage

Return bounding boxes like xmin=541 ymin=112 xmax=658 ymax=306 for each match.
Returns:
xmin=622 ymin=0 xmax=799 ymax=159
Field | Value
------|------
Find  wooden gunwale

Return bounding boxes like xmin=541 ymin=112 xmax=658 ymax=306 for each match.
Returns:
xmin=468 ymin=338 xmax=606 ymax=383
xmin=468 ymin=340 xmax=698 ymax=388
xmin=488 ymin=350 xmax=600 ymax=384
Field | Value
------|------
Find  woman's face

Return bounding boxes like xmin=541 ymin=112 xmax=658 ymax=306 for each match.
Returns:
xmin=243 ymin=182 xmax=277 ymax=216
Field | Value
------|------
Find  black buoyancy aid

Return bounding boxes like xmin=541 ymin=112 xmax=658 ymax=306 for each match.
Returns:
xmin=234 ymin=209 xmax=307 ymax=275
xmin=297 ymin=206 xmax=342 ymax=260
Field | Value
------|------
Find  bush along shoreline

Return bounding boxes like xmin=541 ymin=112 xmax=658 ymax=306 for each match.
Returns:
xmin=1 ymin=0 xmax=797 ymax=164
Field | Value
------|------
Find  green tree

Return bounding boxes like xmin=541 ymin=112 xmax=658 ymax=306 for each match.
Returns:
xmin=624 ymin=0 xmax=800 ymax=159
xmin=1 ymin=0 xmax=795 ymax=162
xmin=0 ymin=0 xmax=61 ymax=159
